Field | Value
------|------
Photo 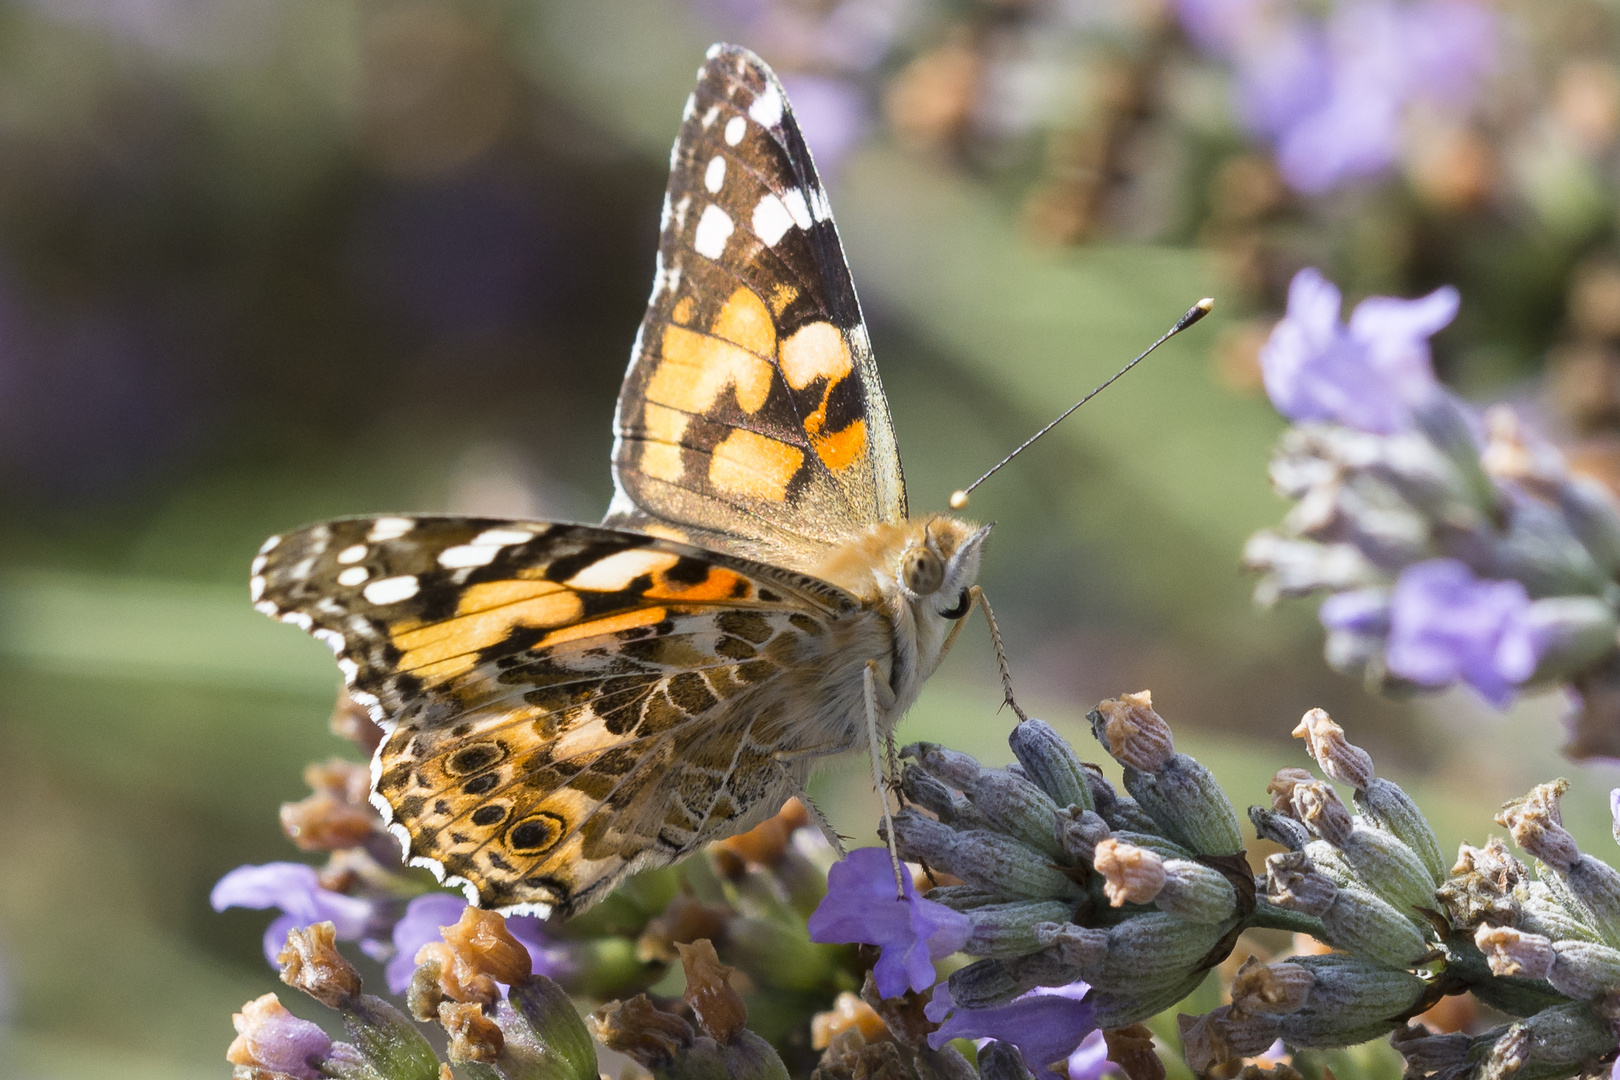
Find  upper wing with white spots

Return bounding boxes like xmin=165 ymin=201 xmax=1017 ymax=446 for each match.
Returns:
xmin=605 ymin=44 xmax=906 ymax=574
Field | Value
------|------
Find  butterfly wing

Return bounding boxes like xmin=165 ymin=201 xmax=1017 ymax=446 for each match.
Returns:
xmin=605 ymin=44 xmax=906 ymax=573
xmin=253 ymin=516 xmax=875 ymax=916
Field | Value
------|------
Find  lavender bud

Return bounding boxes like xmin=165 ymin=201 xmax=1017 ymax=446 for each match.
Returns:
xmin=1475 ymin=925 xmax=1556 ymax=980
xmin=1092 ymin=839 xmax=1166 ymax=906
xmin=1266 ymin=852 xmax=1338 ymax=917
xmin=907 ymin=745 xmax=1065 ymax=856
xmin=1479 ymin=1004 xmax=1616 ymax=1080
xmin=1518 ymin=596 xmax=1620 ymax=682
xmin=925 ymin=886 xmax=1007 ymax=911
xmin=227 ymin=993 xmax=333 ymax=1080
xmin=1272 ymin=954 xmax=1427 ymax=1047
xmin=1290 ymin=781 xmax=1353 ymax=846
xmin=1122 ymin=753 xmax=1244 ymax=857
xmin=887 ymin=811 xmax=1082 ymax=901
xmin=944 ymin=957 xmax=1051 ymax=1010
xmin=901 ymin=767 xmax=986 ymax=830
xmin=506 ymin=974 xmax=599 ymax=1080
xmin=959 ymin=900 xmax=1076 ymax=958
xmin=1500 ymin=781 xmax=1620 ymax=945
xmin=1229 ymin=957 xmax=1315 ymax=1017
xmin=1480 ymin=496 xmax=1610 ymax=599
xmin=1082 ymin=768 xmax=1161 ymax=834
xmin=1437 ymin=840 xmax=1526 ymax=929
xmin=1390 ymin=1023 xmax=1472 ymax=1077
xmin=1292 ymin=709 xmax=1374 ymax=789
xmin=1521 ymin=883 xmax=1601 ymax=944
xmin=1303 ymin=839 xmax=1360 ymax=889
xmin=1054 ymin=807 xmax=1110 ymax=861
xmin=1178 ymin=1007 xmax=1284 ymax=1072
xmin=1547 ymin=940 xmax=1620 ymax=1000
xmin=1558 ymin=475 xmax=1620 ymax=576
xmin=1087 ymin=970 xmax=1208 ymax=1031
xmin=1251 ymin=806 xmax=1311 ymax=851
xmin=1320 ymin=886 xmax=1431 ymax=969
xmin=278 ymin=922 xmax=362 ymax=1009
xmin=1008 ymin=719 xmax=1094 ymax=812
xmin=976 ymin=1040 xmax=1035 ymax=1080
xmin=1156 ymin=859 xmax=1239 ymax=924
xmin=1336 ymin=825 xmax=1439 ymax=916
xmin=1089 ymin=693 xmax=1174 ymax=770
xmin=1356 ymin=778 xmax=1446 ymax=886
xmin=343 ymin=995 xmax=443 ymax=1080
xmin=1036 ymin=912 xmax=1227 ymax=994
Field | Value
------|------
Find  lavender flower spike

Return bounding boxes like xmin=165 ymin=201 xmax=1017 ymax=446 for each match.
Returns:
xmin=227 ymin=992 xmax=333 ymax=1080
xmin=807 ymin=847 xmax=970 ymax=997
xmin=1260 ymin=268 xmax=1458 ymax=435
xmin=211 ymin=862 xmax=375 ymax=966
xmin=1385 ymin=559 xmax=1539 ymax=706
xmin=924 ymin=981 xmax=1100 ymax=1080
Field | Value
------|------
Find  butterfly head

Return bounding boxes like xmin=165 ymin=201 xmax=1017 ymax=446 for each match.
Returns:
xmin=899 ymin=516 xmax=990 ymax=621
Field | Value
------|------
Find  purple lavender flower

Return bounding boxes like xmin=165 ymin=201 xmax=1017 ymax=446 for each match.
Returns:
xmin=385 ymin=891 xmax=564 ymax=994
xmin=1182 ymin=0 xmax=1495 ymax=194
xmin=1385 ymin=559 xmax=1544 ymax=705
xmin=807 ymin=847 xmax=971 ymax=997
xmin=228 ymin=992 xmax=333 ymax=1080
xmin=1066 ymin=1028 xmax=1115 ymax=1080
xmin=924 ymin=982 xmax=1099 ymax=1080
xmin=1260 ymin=268 xmax=1458 ymax=434
xmin=211 ymin=862 xmax=376 ymax=966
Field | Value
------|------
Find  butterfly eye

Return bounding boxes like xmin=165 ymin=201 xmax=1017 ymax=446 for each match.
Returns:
xmin=941 ymin=590 xmax=971 ymax=620
xmin=901 ymin=547 xmax=944 ymax=595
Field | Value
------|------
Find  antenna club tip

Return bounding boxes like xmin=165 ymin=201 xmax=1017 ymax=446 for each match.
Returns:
xmin=949 ymin=490 xmax=970 ymax=511
xmin=1196 ymin=297 xmax=1214 ymax=312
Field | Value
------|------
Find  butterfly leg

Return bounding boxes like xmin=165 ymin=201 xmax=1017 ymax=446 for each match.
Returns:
xmin=968 ymin=585 xmax=1030 ymax=724
xmin=770 ymin=747 xmax=851 ymax=858
xmin=863 ymin=659 xmax=907 ymax=899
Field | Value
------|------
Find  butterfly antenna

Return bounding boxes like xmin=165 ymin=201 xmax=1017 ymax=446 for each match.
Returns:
xmin=948 ymin=298 xmax=1214 ymax=511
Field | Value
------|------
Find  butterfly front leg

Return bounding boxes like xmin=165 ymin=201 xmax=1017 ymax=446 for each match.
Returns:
xmin=770 ymin=739 xmax=858 ymax=858
xmin=863 ymin=659 xmax=908 ymax=899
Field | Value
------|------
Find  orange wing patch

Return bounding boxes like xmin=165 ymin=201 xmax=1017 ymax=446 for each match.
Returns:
xmin=650 ymin=323 xmax=774 ymax=415
xmin=709 ymin=428 xmax=805 ymax=500
xmin=780 ymin=321 xmax=866 ymax=474
xmin=392 ymin=580 xmax=583 ymax=679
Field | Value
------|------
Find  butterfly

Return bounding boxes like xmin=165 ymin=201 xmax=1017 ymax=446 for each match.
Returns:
xmin=251 ymin=43 xmax=992 ymax=918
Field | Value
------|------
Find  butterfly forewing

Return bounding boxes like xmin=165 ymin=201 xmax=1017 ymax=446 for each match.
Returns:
xmin=606 ymin=44 xmax=906 ymax=573
xmin=252 ymin=515 xmax=868 ymax=914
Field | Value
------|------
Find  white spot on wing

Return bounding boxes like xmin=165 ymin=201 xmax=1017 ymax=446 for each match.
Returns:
xmin=364 ymin=575 xmax=419 ymax=605
xmin=368 ymin=517 xmax=414 ymax=542
xmin=281 ymin=611 xmax=314 ymax=630
xmin=724 ymin=115 xmax=746 ymax=146
xmin=337 ymin=566 xmax=369 ymax=586
xmin=249 ymin=576 xmax=266 ymax=602
xmin=437 ymin=543 xmax=498 ymax=568
xmin=704 ymin=155 xmax=726 ymax=194
xmin=702 ymin=104 xmax=720 ymax=128
xmin=784 ymin=189 xmax=812 ymax=229
xmin=254 ymin=600 xmax=278 ymax=616
xmin=313 ymin=628 xmax=345 ymax=654
xmin=259 ymin=534 xmax=281 ymax=554
xmin=752 ymin=193 xmax=795 ymax=246
xmin=659 ymin=193 xmax=673 ymax=233
xmin=336 ymin=544 xmax=367 ymax=564
xmin=250 ymin=554 xmax=268 ymax=575
xmin=565 ymin=548 xmax=680 ymax=591
xmin=673 ymin=194 xmax=691 ymax=231
xmin=682 ymin=92 xmax=696 ymax=120
xmin=810 ymin=187 xmax=832 ymax=222
xmin=693 ymin=204 xmax=735 ymax=260
xmin=704 ymin=44 xmax=721 ymax=60
xmin=471 ymin=528 xmax=534 ymax=546
xmin=338 ymin=657 xmax=359 ymax=681
xmin=748 ymin=83 xmax=783 ymax=128
xmin=670 ymin=137 xmax=681 ymax=170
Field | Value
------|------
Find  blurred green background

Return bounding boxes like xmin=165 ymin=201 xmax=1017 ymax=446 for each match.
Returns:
xmin=1 ymin=0 xmax=1617 ymax=1074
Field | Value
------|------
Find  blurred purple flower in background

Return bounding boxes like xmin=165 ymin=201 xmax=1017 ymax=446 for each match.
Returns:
xmin=807 ymin=847 xmax=970 ymax=996
xmin=384 ymin=891 xmax=563 ymax=994
xmin=211 ymin=862 xmax=378 ymax=966
xmin=924 ymin=981 xmax=1100 ymax=1079
xmin=1176 ymin=0 xmax=1495 ymax=193
xmin=1385 ymin=558 xmax=1543 ymax=705
xmin=1260 ymin=267 xmax=1458 ymax=433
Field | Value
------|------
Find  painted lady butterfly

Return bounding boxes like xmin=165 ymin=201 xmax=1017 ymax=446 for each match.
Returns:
xmin=251 ymin=44 xmax=991 ymax=917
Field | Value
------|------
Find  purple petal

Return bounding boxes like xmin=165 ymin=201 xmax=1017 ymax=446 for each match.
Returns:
xmin=213 ymin=862 xmax=376 ymax=967
xmin=1067 ymin=1029 xmax=1114 ymax=1080
xmin=234 ymin=999 xmax=333 ymax=1080
xmin=926 ymin=981 xmax=1097 ymax=1080
xmin=386 ymin=893 xmax=471 ymax=994
xmin=1385 ymin=559 xmax=1531 ymax=706
xmin=1319 ymin=588 xmax=1392 ymax=634
xmin=808 ymin=848 xmax=970 ymax=997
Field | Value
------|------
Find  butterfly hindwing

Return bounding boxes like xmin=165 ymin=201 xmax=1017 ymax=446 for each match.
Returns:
xmin=252 ymin=515 xmax=870 ymax=914
xmin=606 ymin=44 xmax=906 ymax=573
